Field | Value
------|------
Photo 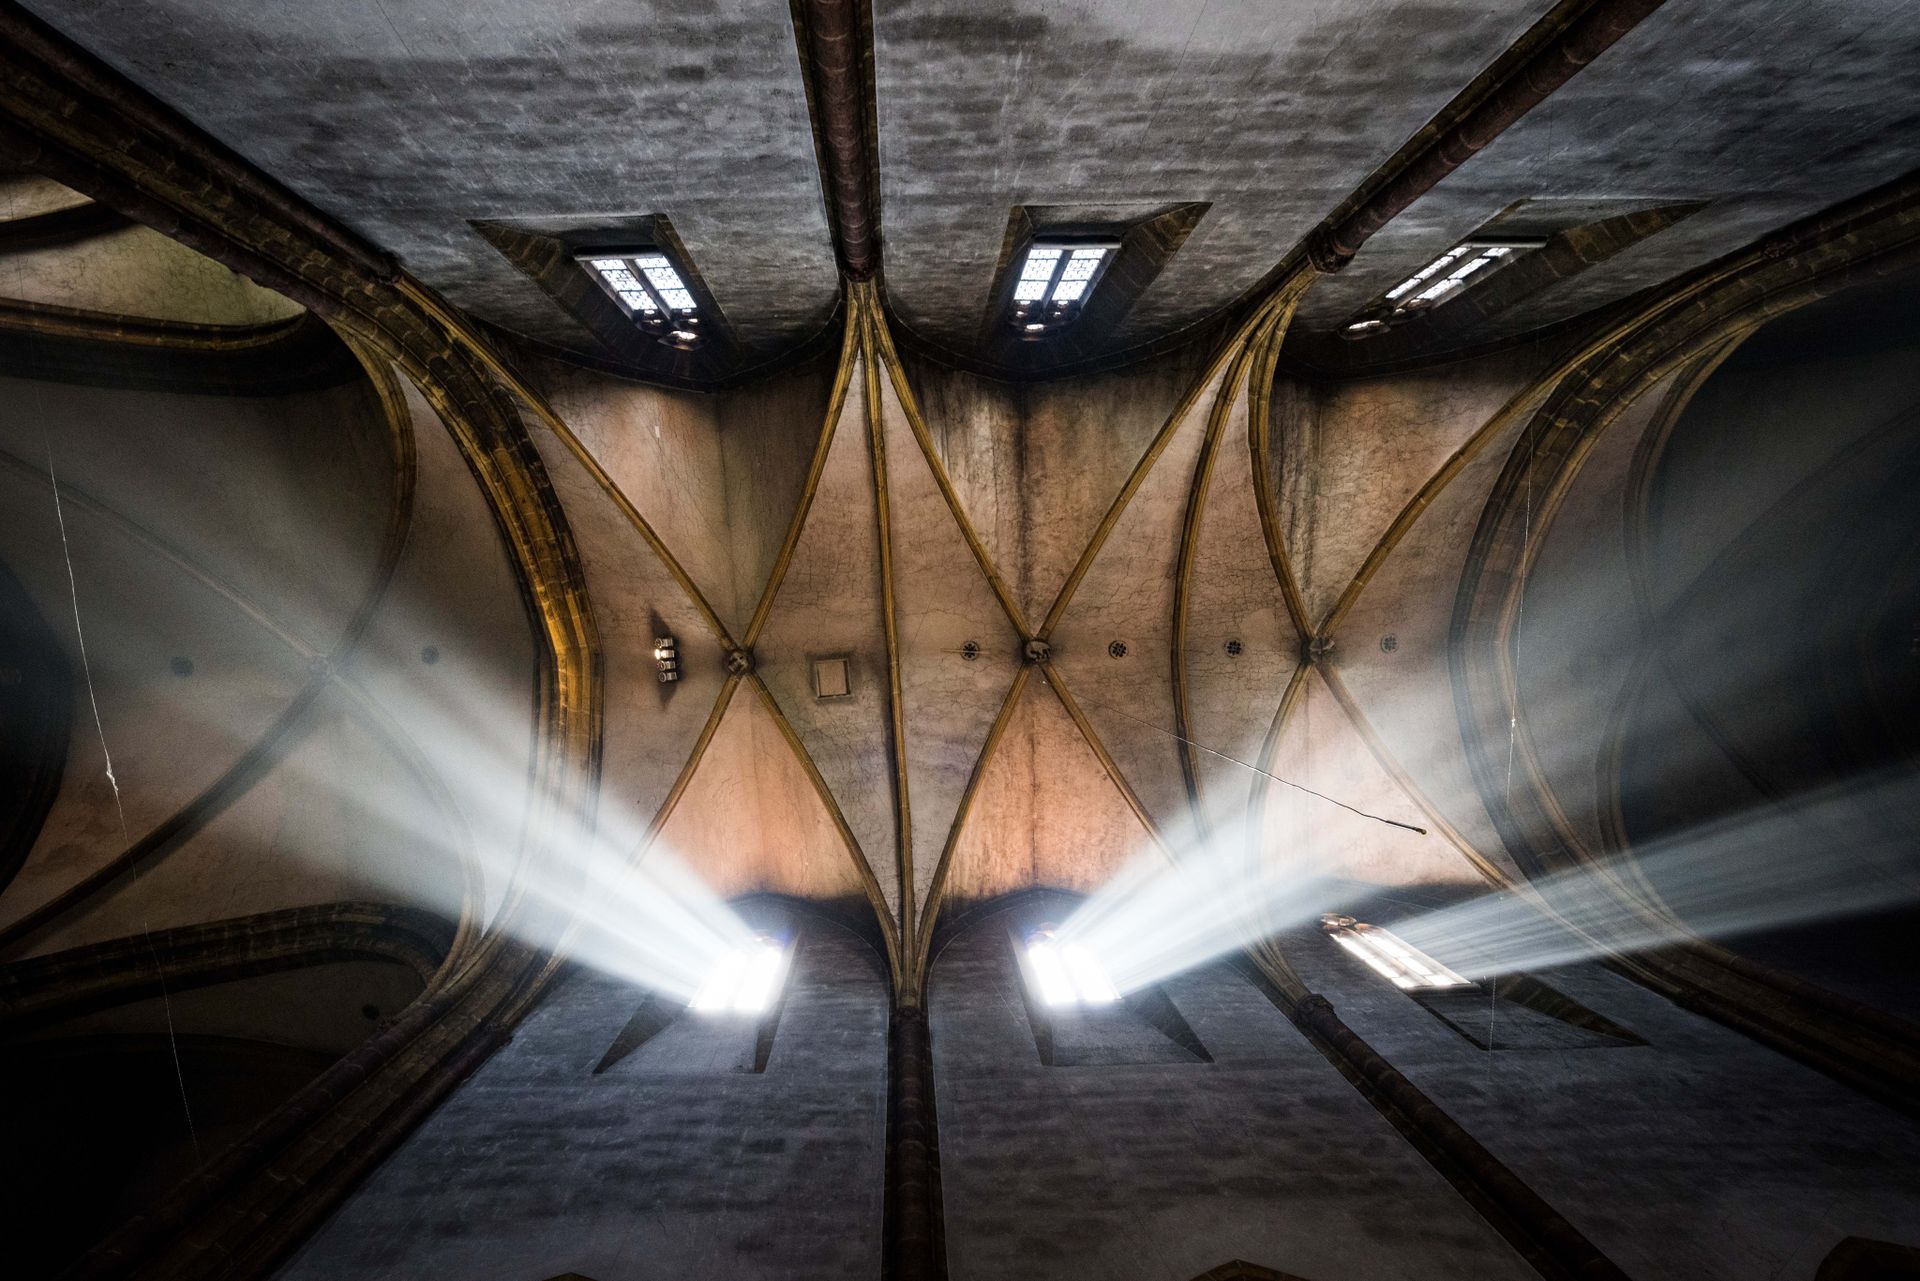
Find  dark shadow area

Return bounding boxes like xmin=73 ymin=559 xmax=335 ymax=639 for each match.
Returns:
xmin=1413 ymin=975 xmax=1646 ymax=1052
xmin=1622 ymin=272 xmax=1920 ymax=1021
xmin=1 ymin=1032 xmax=334 ymax=1276
xmin=0 ymin=554 xmax=68 ymax=896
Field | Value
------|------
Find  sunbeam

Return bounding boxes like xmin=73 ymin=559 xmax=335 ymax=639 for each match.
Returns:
xmin=1391 ymin=770 xmax=1920 ymax=980
xmin=1048 ymin=765 xmax=1920 ymax=998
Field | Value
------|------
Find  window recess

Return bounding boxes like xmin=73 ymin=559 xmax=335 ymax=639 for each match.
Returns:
xmin=578 ymin=247 xmax=706 ymax=350
xmin=1319 ymin=913 xmax=1472 ymax=990
xmin=1005 ymin=238 xmax=1121 ymax=337
xmin=1342 ymin=234 xmax=1547 ymax=338
xmin=1320 ymin=914 xmax=1644 ymax=1052
xmin=473 ymin=215 xmax=743 ymax=383
xmin=592 ymin=931 xmax=795 ymax=1077
xmin=1011 ymin=924 xmax=1212 ymax=1067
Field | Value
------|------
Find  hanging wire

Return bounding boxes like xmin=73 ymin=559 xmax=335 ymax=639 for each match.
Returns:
xmin=1031 ymin=667 xmax=1428 ymax=835
xmin=43 ymin=443 xmax=201 ymax=1161
xmin=16 ymin=175 xmax=201 ymax=1159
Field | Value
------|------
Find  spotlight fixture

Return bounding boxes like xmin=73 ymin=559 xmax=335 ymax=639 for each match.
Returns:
xmin=653 ymin=635 xmax=680 ymax=683
xmin=689 ymin=933 xmax=790 ymax=1015
xmin=1022 ymin=926 xmax=1120 ymax=1008
xmin=1320 ymin=913 xmax=1470 ymax=990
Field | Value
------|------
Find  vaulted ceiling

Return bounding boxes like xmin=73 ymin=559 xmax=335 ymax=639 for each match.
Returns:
xmin=4 ymin=0 xmax=1917 ymax=1016
xmin=17 ymin=0 xmax=1920 ymax=372
xmin=5 ymin=2 xmax=1920 ymax=1278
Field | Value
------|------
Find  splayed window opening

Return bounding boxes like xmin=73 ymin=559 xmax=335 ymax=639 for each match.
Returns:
xmin=1008 ymin=238 xmax=1120 ymax=337
xmin=1320 ymin=913 xmax=1471 ymax=990
xmin=1343 ymin=235 xmax=1547 ymax=338
xmin=1021 ymin=924 xmax=1120 ymax=1007
xmin=578 ymin=247 xmax=705 ymax=349
xmin=1012 ymin=924 xmax=1214 ymax=1067
xmin=1418 ymin=974 xmax=1647 ymax=1052
xmin=689 ymin=932 xmax=791 ymax=1015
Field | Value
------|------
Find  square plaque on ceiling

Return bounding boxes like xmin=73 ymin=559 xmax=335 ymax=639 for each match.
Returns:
xmin=812 ymin=655 xmax=852 ymax=700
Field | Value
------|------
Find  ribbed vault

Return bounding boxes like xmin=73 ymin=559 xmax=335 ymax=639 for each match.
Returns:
xmin=3 ymin=3 xmax=1920 ymax=1278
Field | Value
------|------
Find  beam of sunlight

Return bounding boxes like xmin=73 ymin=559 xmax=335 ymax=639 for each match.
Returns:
xmin=252 ymin=672 xmax=764 ymax=1002
xmin=5 ymin=542 xmax=767 ymax=1002
xmin=1049 ymin=765 xmax=1920 ymax=997
xmin=1054 ymin=811 xmax=1339 ymax=994
xmin=1391 ymin=770 xmax=1920 ymax=979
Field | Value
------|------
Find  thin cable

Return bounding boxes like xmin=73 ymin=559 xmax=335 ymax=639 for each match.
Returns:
xmin=1036 ymin=670 xmax=1427 ymax=835
xmin=46 ymin=442 xmax=202 ymax=1163
xmin=1507 ymin=426 xmax=1536 ymax=804
xmin=49 ymin=451 xmax=126 ymax=817
xmin=11 ymin=182 xmax=200 ymax=1157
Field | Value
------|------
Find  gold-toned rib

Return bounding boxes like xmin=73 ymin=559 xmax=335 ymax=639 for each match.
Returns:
xmin=1442 ymin=234 xmax=1901 ymax=948
xmin=748 ymin=672 xmax=905 ymax=984
xmin=1319 ymin=376 xmax=1550 ymax=644
xmin=0 ymin=682 xmax=323 ymax=951
xmin=1243 ymin=660 xmax=1313 ymax=860
xmin=909 ymin=664 xmax=1031 ymax=984
xmin=1480 ymin=346 xmax=1779 ymax=884
xmin=1592 ymin=647 xmax=1682 ymax=917
xmin=1170 ymin=339 xmax=1258 ymax=820
xmin=1315 ymin=662 xmax=1516 ymax=888
xmin=0 ymin=347 xmax=421 ymax=948
xmin=328 ymin=679 xmax=484 ymax=989
xmin=1622 ymin=337 xmax=1746 ymax=630
xmin=0 ymin=296 xmax=310 ymax=349
xmin=1245 ymin=307 xmax=1314 ymax=641
xmin=742 ymin=298 xmax=862 ymax=648
xmin=327 ymin=333 xmax=489 ymax=977
xmin=0 ymin=447 xmax=315 ymax=657
xmin=1234 ymin=650 xmax=1325 ymax=1016
xmin=867 ymin=287 xmax=1032 ymax=639
xmin=1037 ymin=273 xmax=1309 ymax=646
xmin=393 ymin=277 xmax=734 ymax=650
xmin=333 ymin=331 xmax=420 ymax=654
xmin=1317 ymin=239 xmax=1804 ymax=644
xmin=862 ymin=300 xmax=918 ymax=968
xmin=1167 ymin=298 xmax=1302 ymax=817
xmin=1035 ymin=316 xmax=1253 ymax=641
xmin=1038 ymin=661 xmax=1172 ymax=860
xmin=641 ymin=674 xmax=742 ymax=854
xmin=1326 ymin=686 xmax=1634 ymax=973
